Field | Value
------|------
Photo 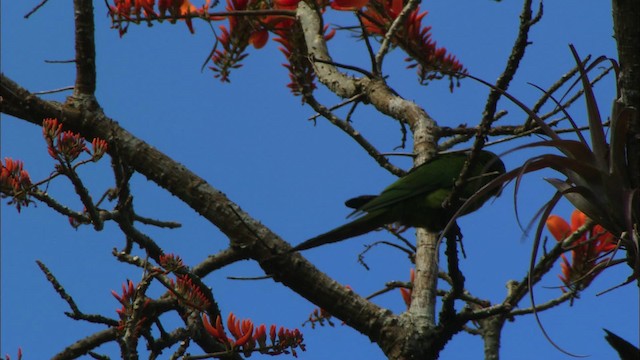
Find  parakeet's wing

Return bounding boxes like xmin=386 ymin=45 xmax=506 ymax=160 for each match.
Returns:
xmin=348 ymin=153 xmax=467 ymax=217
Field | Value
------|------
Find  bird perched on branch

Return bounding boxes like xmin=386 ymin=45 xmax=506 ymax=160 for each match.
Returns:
xmin=292 ymin=150 xmax=506 ymax=252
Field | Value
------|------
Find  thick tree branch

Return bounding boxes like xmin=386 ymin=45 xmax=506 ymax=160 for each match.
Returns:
xmin=612 ymin=0 xmax=640 ymax=187
xmin=52 ymin=328 xmax=119 ymax=360
xmin=296 ymin=1 xmax=439 ymax=159
xmin=0 ymin=73 xmax=399 ymax=350
xmin=71 ymin=0 xmax=97 ymax=102
xmin=297 ymin=10 xmax=443 ymax=357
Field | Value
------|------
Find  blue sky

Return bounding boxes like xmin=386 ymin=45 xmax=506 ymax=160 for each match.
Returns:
xmin=1 ymin=0 xmax=638 ymax=359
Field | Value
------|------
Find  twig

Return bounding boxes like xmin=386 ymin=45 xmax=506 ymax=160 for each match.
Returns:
xmin=227 ymin=275 xmax=273 ymax=280
xmin=33 ymin=86 xmax=75 ymax=95
xmin=36 ymin=260 xmax=82 ymax=314
xmin=134 ymin=214 xmax=182 ymax=228
xmin=30 ymin=190 xmax=91 ymax=222
xmin=356 ymin=13 xmax=379 ymax=76
xmin=304 ymin=93 xmax=405 ymax=176
xmin=439 ymin=231 xmax=465 ymax=325
xmin=475 ymin=0 xmax=541 ymax=147
xmin=192 ymin=248 xmax=248 ymax=277
xmin=358 ymin=239 xmax=415 ymax=270
xmin=308 ymin=94 xmax=364 ymax=121
xmin=24 ymin=0 xmax=50 ymax=19
xmin=311 ymin=57 xmax=374 ymax=78
xmin=44 ymin=59 xmax=76 ymax=64
xmin=365 ymin=281 xmax=411 ymax=300
xmin=374 ymin=0 xmax=420 ymax=73
xmin=523 ymin=55 xmax=590 ymax=129
xmin=509 ymin=291 xmax=575 ymax=316
xmin=36 ymin=260 xmax=118 ymax=326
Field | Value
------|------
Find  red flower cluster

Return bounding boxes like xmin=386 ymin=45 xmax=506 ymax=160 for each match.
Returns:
xmin=111 ymin=280 xmax=150 ymax=332
xmin=158 ymin=253 xmax=186 ymax=272
xmin=273 ymin=20 xmax=335 ymax=96
xmin=108 ymin=0 xmax=204 ymax=36
xmin=202 ymin=312 xmax=305 ymax=357
xmin=109 ymin=0 xmax=464 ymax=92
xmin=1 ymin=158 xmax=32 ymax=212
xmin=304 ymin=284 xmax=351 ymax=328
xmin=209 ymin=0 xmax=266 ymax=82
xmin=546 ymin=210 xmax=617 ymax=291
xmin=91 ymin=138 xmax=109 ymax=162
xmin=169 ymin=275 xmax=211 ymax=310
xmin=43 ymin=118 xmax=108 ymax=163
xmin=362 ymin=0 xmax=465 ymax=86
xmin=304 ymin=307 xmax=335 ymax=328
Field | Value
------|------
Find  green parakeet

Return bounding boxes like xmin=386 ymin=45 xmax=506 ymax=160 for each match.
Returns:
xmin=293 ymin=150 xmax=506 ymax=251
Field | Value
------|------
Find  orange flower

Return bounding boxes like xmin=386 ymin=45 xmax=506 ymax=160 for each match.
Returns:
xmin=203 ymin=313 xmax=231 ymax=346
xmin=227 ymin=312 xmax=254 ymax=347
xmin=546 ymin=209 xmax=617 ymax=291
xmin=202 ymin=313 xmax=305 ymax=355
xmin=546 ymin=215 xmax=567 ymax=239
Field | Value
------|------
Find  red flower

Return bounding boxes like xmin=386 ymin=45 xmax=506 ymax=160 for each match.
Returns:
xmin=273 ymin=0 xmax=301 ymax=9
xmin=170 ymin=275 xmax=211 ymax=310
xmin=42 ymin=118 xmax=108 ymax=164
xmin=249 ymin=29 xmax=269 ymax=49
xmin=399 ymin=268 xmax=414 ymax=309
xmin=56 ymin=131 xmax=88 ymax=162
xmin=1 ymin=158 xmax=33 ymax=212
xmin=111 ymin=280 xmax=149 ymax=332
xmin=330 ymin=0 xmax=369 ymax=11
xmin=361 ymin=0 xmax=465 ymax=86
xmin=546 ymin=209 xmax=617 ymax=291
xmin=91 ymin=138 xmax=109 ymax=161
xmin=109 ymin=0 xmax=198 ymax=36
xmin=158 ymin=253 xmax=185 ymax=271
xmin=43 ymin=118 xmax=63 ymax=140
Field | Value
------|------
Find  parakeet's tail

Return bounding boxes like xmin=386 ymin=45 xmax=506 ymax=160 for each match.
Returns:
xmin=291 ymin=212 xmax=386 ymax=252
xmin=603 ymin=329 xmax=640 ymax=360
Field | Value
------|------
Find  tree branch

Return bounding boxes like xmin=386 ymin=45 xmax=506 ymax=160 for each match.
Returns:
xmin=71 ymin=0 xmax=97 ymax=102
xmin=0 ymin=73 xmax=398 ymax=350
